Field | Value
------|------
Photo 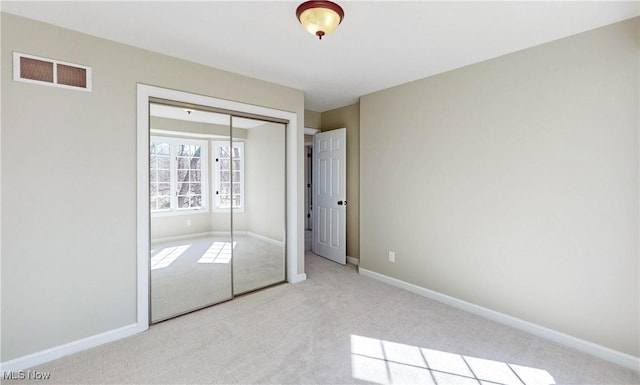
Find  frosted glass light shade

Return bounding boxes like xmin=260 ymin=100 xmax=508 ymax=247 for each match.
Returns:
xmin=296 ymin=1 xmax=344 ymax=39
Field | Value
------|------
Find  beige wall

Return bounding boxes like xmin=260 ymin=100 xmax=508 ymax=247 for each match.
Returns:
xmin=152 ymin=213 xmax=213 ymax=241
xmin=304 ymin=109 xmax=321 ymax=129
xmin=321 ymin=103 xmax=360 ymax=259
xmin=1 ymin=13 xmax=304 ymax=362
xmin=245 ymin=123 xmax=286 ymax=241
xmin=360 ymin=18 xmax=639 ymax=357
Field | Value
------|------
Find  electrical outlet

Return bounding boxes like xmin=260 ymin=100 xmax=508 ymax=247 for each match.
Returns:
xmin=186 ymin=220 xmax=192 ymax=226
xmin=388 ymin=251 xmax=396 ymax=263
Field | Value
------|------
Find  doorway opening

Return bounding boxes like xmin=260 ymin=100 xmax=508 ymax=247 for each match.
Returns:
xmin=304 ymin=128 xmax=319 ymax=251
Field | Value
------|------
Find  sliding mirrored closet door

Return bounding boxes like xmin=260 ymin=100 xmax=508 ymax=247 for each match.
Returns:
xmin=149 ymin=101 xmax=287 ymax=323
xmin=231 ymin=116 xmax=286 ymax=295
xmin=149 ymin=102 xmax=232 ymax=322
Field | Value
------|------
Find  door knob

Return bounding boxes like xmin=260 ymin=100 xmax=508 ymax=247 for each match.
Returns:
xmin=338 ymin=200 xmax=347 ymax=206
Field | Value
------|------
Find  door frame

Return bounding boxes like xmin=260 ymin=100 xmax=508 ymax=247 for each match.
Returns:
xmin=136 ymin=84 xmax=301 ymax=331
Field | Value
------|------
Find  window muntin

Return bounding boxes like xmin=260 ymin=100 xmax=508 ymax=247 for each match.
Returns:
xmin=150 ymin=137 xmax=208 ymax=214
xmin=213 ymin=141 xmax=244 ymax=211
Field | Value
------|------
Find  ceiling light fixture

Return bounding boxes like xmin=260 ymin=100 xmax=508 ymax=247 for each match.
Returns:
xmin=296 ymin=1 xmax=344 ymax=40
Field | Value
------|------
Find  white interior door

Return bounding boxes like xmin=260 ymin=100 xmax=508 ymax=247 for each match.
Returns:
xmin=313 ymin=128 xmax=346 ymax=265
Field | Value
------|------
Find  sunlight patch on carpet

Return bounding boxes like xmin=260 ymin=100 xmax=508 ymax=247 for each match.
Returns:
xmin=351 ymin=335 xmax=555 ymax=385
xmin=197 ymin=241 xmax=236 ymax=264
xmin=150 ymin=245 xmax=190 ymax=270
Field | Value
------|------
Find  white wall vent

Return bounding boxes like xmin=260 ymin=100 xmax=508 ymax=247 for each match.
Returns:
xmin=13 ymin=52 xmax=92 ymax=92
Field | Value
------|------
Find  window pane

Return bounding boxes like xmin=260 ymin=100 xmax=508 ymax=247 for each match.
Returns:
xmin=177 ymin=169 xmax=189 ymax=182
xmin=220 ymin=159 xmax=230 ymax=170
xmin=232 ymin=159 xmax=241 ymax=170
xmin=180 ymin=145 xmax=200 ymax=157
xmin=157 ymin=143 xmax=170 ymax=155
xmin=220 ymin=183 xmax=230 ymax=195
xmin=177 ymin=183 xmax=188 ymax=197
xmin=177 ymin=172 xmax=190 ymax=196
xmin=232 ymin=183 xmax=241 ymax=194
xmin=189 ymin=183 xmax=201 ymax=194
xmin=219 ymin=146 xmax=230 ymax=158
xmin=177 ymin=145 xmax=187 ymax=156
xmin=178 ymin=196 xmax=189 ymax=208
xmin=158 ymin=170 xmax=170 ymax=182
xmin=158 ymin=197 xmax=170 ymax=210
xmin=232 ymin=195 xmax=241 ymax=207
xmin=190 ymin=196 xmax=201 ymax=207
xmin=150 ymin=171 xmax=157 ymax=183
xmin=220 ymin=171 xmax=230 ymax=182
xmin=150 ymin=183 xmax=159 ymax=198
xmin=177 ymin=157 xmax=191 ymax=170
xmin=232 ymin=171 xmax=241 ymax=182
xmin=191 ymin=171 xmax=201 ymax=182
xmin=232 ymin=147 xmax=240 ymax=159
xmin=150 ymin=155 xmax=157 ymax=168
xmin=150 ymin=200 xmax=157 ymax=211
xmin=158 ymin=156 xmax=170 ymax=170
xmin=158 ymin=183 xmax=170 ymax=196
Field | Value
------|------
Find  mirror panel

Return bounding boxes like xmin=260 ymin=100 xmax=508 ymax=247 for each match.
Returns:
xmin=149 ymin=103 xmax=232 ymax=322
xmin=232 ymin=117 xmax=286 ymax=294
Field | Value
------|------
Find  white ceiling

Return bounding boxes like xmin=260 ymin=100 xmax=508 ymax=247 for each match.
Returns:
xmin=150 ymin=103 xmax=264 ymax=128
xmin=2 ymin=1 xmax=638 ymax=112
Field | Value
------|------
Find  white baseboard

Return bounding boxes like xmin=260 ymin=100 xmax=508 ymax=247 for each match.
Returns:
xmin=0 ymin=323 xmax=139 ymax=373
xmin=358 ymin=267 xmax=640 ymax=372
xmin=151 ymin=231 xmax=215 ymax=245
xmin=347 ymin=256 xmax=359 ymax=266
xmin=151 ymin=231 xmax=283 ymax=248
xmin=291 ymin=273 xmax=307 ymax=283
xmin=245 ymin=232 xmax=284 ymax=247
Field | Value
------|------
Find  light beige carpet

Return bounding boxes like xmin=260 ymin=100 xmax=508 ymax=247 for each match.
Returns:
xmin=5 ymin=252 xmax=639 ymax=384
xmin=151 ymin=235 xmax=285 ymax=322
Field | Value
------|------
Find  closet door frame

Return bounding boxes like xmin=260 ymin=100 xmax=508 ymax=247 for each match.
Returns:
xmin=136 ymin=84 xmax=302 ymax=331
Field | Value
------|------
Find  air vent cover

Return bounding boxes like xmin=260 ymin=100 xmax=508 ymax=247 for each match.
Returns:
xmin=13 ymin=52 xmax=92 ymax=92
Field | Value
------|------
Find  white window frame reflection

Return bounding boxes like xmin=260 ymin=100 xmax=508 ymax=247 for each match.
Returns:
xmin=150 ymin=136 xmax=209 ymax=216
xmin=212 ymin=140 xmax=245 ymax=212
